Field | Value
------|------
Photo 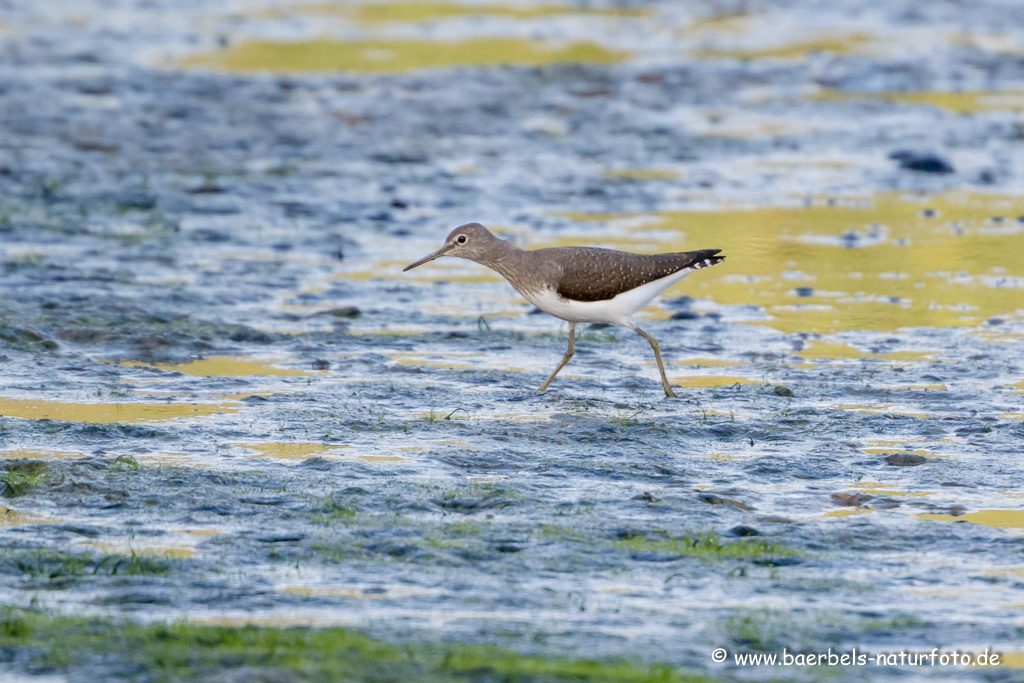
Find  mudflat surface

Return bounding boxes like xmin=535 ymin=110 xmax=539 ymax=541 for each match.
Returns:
xmin=1 ymin=1 xmax=1024 ymax=681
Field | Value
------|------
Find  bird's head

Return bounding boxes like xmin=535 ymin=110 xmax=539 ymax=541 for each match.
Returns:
xmin=403 ymin=223 xmax=501 ymax=271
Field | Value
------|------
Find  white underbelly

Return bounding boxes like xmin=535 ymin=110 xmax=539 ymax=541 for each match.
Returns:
xmin=524 ymin=269 xmax=693 ymax=326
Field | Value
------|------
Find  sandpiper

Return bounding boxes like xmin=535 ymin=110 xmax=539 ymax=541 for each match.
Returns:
xmin=404 ymin=223 xmax=725 ymax=398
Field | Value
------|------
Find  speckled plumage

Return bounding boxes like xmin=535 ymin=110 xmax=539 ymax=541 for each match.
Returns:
xmin=547 ymin=247 xmax=724 ymax=302
xmin=403 ymin=222 xmax=726 ymax=397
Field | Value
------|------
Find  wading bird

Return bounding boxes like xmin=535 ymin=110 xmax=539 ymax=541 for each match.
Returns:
xmin=404 ymin=223 xmax=725 ymax=398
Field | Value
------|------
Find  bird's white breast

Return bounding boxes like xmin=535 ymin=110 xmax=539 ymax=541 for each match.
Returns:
xmin=523 ymin=268 xmax=694 ymax=326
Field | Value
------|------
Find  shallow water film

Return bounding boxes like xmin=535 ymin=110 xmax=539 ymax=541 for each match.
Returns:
xmin=2 ymin=0 xmax=1024 ymax=681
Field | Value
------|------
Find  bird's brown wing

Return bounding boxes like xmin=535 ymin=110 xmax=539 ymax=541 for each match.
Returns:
xmin=550 ymin=247 xmax=724 ymax=302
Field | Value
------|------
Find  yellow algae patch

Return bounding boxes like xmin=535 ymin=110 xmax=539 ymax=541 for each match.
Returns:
xmin=603 ymin=169 xmax=682 ymax=181
xmin=704 ymin=452 xmax=743 ymax=462
xmin=695 ymin=33 xmax=871 ymax=60
xmin=0 ymin=398 xmax=235 ymax=424
xmin=998 ymin=653 xmax=1024 ymax=668
xmin=674 ymin=357 xmax=743 ymax=367
xmin=815 ymin=88 xmax=1024 ymax=114
xmin=874 ymin=350 xmax=943 ymax=361
xmin=358 ymin=455 xmax=403 ymax=462
xmin=682 ymin=12 xmax=751 ymax=35
xmin=1001 ymin=412 xmax=1024 ymax=421
xmin=388 ymin=351 xmax=526 ymax=372
xmin=122 ymin=356 xmax=311 ymax=377
xmin=862 ymin=438 xmax=929 ymax=448
xmin=671 ymin=375 xmax=757 ymax=388
xmin=183 ymin=38 xmax=626 ymax=73
xmin=851 ymin=483 xmax=932 ymax=497
xmin=240 ymin=442 xmax=350 ymax=460
xmin=588 ymin=191 xmax=1024 ymax=334
xmin=798 ymin=342 xmax=942 ymax=361
xmin=290 ymin=2 xmax=645 ymax=22
xmin=0 ymin=449 xmax=82 ymax=461
xmin=81 ymin=540 xmax=196 ymax=559
xmin=919 ymin=510 xmax=1024 ymax=531
xmin=0 ymin=506 xmax=51 ymax=528
xmin=825 ymin=508 xmax=875 ymax=518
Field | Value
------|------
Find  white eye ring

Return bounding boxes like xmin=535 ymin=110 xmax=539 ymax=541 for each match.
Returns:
xmin=456 ymin=235 xmax=467 ymax=244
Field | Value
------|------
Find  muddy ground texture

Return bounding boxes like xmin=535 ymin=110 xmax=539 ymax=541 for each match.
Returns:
xmin=3 ymin=1 xmax=1024 ymax=682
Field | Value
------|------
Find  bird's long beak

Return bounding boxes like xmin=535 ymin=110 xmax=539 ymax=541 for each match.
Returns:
xmin=403 ymin=246 xmax=448 ymax=271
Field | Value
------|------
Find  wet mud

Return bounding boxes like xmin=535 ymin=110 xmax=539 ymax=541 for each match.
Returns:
xmin=2 ymin=1 xmax=1024 ymax=681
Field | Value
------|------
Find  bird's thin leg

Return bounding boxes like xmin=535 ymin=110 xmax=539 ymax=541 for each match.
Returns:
xmin=633 ymin=325 xmax=678 ymax=398
xmin=539 ymin=323 xmax=576 ymax=392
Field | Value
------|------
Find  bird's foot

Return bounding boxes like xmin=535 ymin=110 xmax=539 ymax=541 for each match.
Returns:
xmin=664 ymin=386 xmax=679 ymax=399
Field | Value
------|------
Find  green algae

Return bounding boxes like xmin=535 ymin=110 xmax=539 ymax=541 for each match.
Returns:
xmin=0 ymin=609 xmax=717 ymax=683
xmin=2 ymin=548 xmax=172 ymax=579
xmin=0 ymin=461 xmax=48 ymax=498
xmin=183 ymin=37 xmax=626 ymax=73
xmin=615 ymin=532 xmax=801 ymax=561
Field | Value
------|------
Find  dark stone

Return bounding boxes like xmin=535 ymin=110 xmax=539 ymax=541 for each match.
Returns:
xmin=93 ymin=592 xmax=170 ymax=605
xmin=773 ymin=385 xmax=795 ymax=397
xmin=794 ymin=287 xmax=814 ymax=297
xmin=116 ymin=193 xmax=157 ymax=210
xmin=300 ymin=457 xmax=334 ymax=470
xmin=371 ymin=152 xmax=428 ymax=164
xmin=888 ymin=150 xmax=954 ymax=174
xmin=615 ymin=529 xmax=646 ymax=540
xmin=186 ymin=183 xmax=226 ymax=194
xmin=632 ymin=491 xmax=660 ymax=502
xmin=435 ymin=496 xmax=518 ymax=513
xmin=728 ymin=525 xmax=760 ymax=537
xmin=192 ymin=505 xmax=233 ymax=516
xmin=884 ymin=453 xmax=928 ymax=467
xmin=751 ymin=557 xmax=802 ymax=567
xmin=311 ymin=358 xmax=331 ymax=370
xmin=756 ymin=516 xmax=797 ymax=524
xmin=325 ymin=306 xmax=361 ymax=319
xmin=670 ymin=311 xmax=699 ymax=320
xmin=697 ymin=493 xmax=752 ymax=510
xmin=228 ymin=327 xmax=272 ymax=343
xmin=339 ymin=487 xmax=369 ymax=495
xmin=57 ymin=525 xmax=103 ymax=537
xmin=630 ymin=552 xmax=681 ymax=562
xmin=831 ymin=493 xmax=872 ymax=507
xmin=189 ymin=228 xmax=231 ymax=243
xmin=256 ymin=534 xmax=305 ymax=543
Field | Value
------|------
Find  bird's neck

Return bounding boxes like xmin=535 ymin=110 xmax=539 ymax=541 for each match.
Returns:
xmin=474 ymin=240 xmax=540 ymax=296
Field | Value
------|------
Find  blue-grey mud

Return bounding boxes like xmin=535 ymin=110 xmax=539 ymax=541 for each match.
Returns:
xmin=2 ymin=1 xmax=1024 ymax=681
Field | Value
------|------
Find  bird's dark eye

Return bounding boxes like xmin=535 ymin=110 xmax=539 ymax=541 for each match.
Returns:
xmin=456 ymin=235 xmax=467 ymax=244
